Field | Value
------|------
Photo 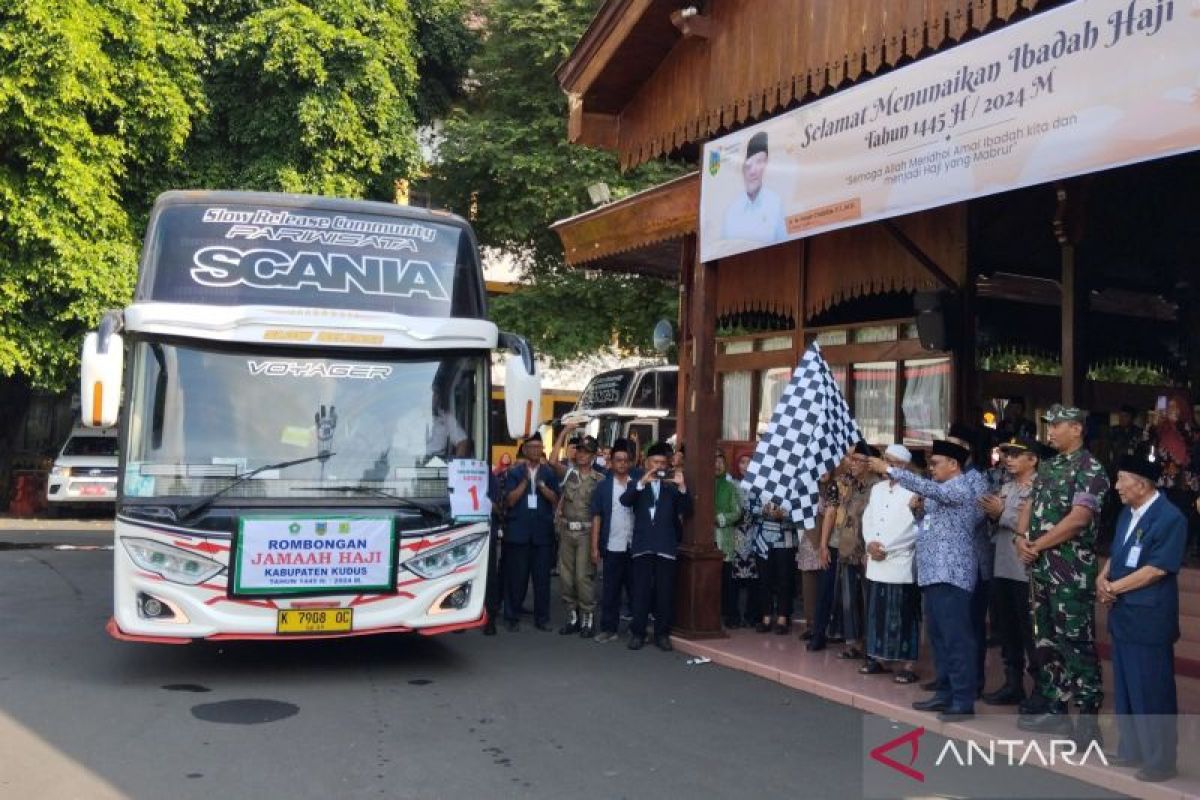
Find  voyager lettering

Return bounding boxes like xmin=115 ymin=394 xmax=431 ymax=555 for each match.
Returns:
xmin=246 ymin=360 xmax=392 ymax=380
xmin=191 ymin=247 xmax=450 ymax=301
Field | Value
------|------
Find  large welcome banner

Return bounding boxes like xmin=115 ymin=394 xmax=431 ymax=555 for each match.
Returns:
xmin=700 ymin=0 xmax=1200 ymax=262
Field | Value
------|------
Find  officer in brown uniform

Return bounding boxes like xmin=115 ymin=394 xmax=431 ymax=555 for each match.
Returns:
xmin=556 ymin=435 xmax=604 ymax=637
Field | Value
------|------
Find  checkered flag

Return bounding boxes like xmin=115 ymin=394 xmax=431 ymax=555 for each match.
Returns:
xmin=741 ymin=343 xmax=861 ymax=529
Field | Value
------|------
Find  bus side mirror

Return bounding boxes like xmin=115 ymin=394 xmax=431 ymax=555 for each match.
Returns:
xmin=499 ymin=332 xmax=540 ymax=439
xmin=81 ymin=329 xmax=123 ymax=428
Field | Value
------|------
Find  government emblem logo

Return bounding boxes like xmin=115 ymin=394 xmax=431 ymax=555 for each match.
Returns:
xmin=708 ymin=150 xmax=721 ymax=176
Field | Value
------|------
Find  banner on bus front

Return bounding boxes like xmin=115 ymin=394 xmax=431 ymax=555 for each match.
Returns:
xmin=231 ymin=516 xmax=396 ymax=596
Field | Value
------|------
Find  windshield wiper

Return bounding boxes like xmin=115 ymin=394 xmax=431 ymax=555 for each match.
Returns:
xmin=289 ymin=485 xmax=450 ymax=523
xmin=175 ymin=453 xmax=335 ymax=524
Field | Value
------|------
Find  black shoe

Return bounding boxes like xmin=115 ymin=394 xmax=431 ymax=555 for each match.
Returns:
xmin=724 ymin=618 xmax=741 ymax=629
xmin=655 ymin=636 xmax=673 ymax=652
xmin=922 ymin=679 xmax=947 ymax=692
xmin=912 ymin=696 xmax=948 ymax=712
xmin=505 ymin=619 xmax=519 ymax=632
xmin=534 ymin=621 xmax=552 ymax=632
xmin=1135 ymin=767 xmax=1178 ymax=783
xmin=774 ymin=622 xmax=791 ymax=635
xmin=805 ymin=638 xmax=826 ymax=652
xmin=859 ymin=659 xmax=891 ymax=675
xmin=938 ymin=709 xmax=975 ymax=722
xmin=627 ymin=634 xmax=645 ymax=651
xmin=559 ymin=620 xmax=580 ymax=635
xmin=1017 ymin=704 xmax=1072 ymax=734
xmin=483 ymin=620 xmax=497 ymax=636
xmin=1018 ymin=694 xmax=1048 ymax=715
xmin=982 ymin=683 xmax=1025 ymax=706
xmin=754 ymin=621 xmax=772 ymax=633
xmin=579 ymin=624 xmax=594 ymax=639
xmin=1104 ymin=753 xmax=1142 ymax=768
xmin=800 ymin=629 xmax=814 ymax=641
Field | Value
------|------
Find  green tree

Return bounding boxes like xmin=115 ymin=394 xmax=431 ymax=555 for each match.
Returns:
xmin=0 ymin=0 xmax=202 ymax=390
xmin=410 ymin=0 xmax=479 ymax=127
xmin=430 ymin=0 xmax=686 ymax=362
xmin=177 ymin=0 xmax=423 ymax=199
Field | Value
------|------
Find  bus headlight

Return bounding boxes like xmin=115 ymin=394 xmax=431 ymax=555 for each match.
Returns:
xmin=122 ymin=538 xmax=224 ymax=585
xmin=401 ymin=533 xmax=486 ymax=580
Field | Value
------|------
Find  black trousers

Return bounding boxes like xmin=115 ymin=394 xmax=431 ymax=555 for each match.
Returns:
xmin=484 ymin=522 xmax=503 ymax=619
xmin=925 ymin=582 xmax=978 ymax=712
xmin=808 ymin=547 xmax=839 ymax=646
xmin=991 ymin=576 xmax=1036 ymax=679
xmin=502 ymin=541 xmax=553 ymax=625
xmin=599 ymin=550 xmax=631 ymax=634
xmin=755 ymin=548 xmax=797 ymax=619
xmin=631 ymin=554 xmax=676 ymax=639
xmin=971 ymin=575 xmax=991 ymax=687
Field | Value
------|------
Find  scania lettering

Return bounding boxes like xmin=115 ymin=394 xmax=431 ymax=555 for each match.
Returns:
xmin=81 ymin=191 xmax=540 ymax=643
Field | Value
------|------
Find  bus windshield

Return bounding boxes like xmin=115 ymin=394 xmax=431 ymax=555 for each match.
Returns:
xmin=123 ymin=341 xmax=483 ymax=502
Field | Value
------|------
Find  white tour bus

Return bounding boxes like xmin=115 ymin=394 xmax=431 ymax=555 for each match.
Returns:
xmin=80 ymin=191 xmax=539 ymax=643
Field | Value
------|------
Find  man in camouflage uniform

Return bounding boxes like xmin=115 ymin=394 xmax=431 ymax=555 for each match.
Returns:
xmin=1016 ymin=405 xmax=1110 ymax=746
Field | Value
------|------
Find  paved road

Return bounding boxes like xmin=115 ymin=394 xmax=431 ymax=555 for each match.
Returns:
xmin=0 ymin=520 xmax=1124 ymax=800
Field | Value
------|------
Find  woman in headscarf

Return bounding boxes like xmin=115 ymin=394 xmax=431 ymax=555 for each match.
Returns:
xmin=715 ymin=451 xmax=745 ymax=627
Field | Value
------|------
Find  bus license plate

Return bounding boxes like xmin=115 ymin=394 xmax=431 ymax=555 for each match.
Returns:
xmin=277 ymin=608 xmax=353 ymax=634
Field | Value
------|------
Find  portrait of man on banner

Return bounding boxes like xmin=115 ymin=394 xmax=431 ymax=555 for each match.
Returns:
xmin=720 ymin=131 xmax=787 ymax=247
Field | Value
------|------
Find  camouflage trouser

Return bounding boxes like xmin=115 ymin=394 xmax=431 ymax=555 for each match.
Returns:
xmin=1030 ymin=571 xmax=1102 ymax=709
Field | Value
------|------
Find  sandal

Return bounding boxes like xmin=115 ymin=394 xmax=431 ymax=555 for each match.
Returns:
xmin=893 ymin=670 xmax=920 ymax=684
xmin=858 ymin=660 xmax=891 ymax=675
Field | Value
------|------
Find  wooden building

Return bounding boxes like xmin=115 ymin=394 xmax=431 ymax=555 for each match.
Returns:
xmin=551 ymin=0 xmax=1200 ymax=637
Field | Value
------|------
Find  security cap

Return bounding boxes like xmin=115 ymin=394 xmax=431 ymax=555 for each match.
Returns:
xmin=998 ymin=436 xmax=1039 ymax=455
xmin=1042 ymin=403 xmax=1087 ymax=424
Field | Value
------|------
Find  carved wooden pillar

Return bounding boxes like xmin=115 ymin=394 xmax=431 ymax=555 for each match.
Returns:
xmin=675 ymin=234 xmax=724 ymax=639
xmin=1054 ymin=181 xmax=1089 ymax=406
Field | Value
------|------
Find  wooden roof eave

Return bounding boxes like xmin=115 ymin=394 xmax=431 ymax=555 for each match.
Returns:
xmin=556 ymin=0 xmax=658 ymax=96
xmin=550 ymin=172 xmax=699 ymax=276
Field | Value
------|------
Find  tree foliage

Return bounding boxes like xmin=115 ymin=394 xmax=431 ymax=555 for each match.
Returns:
xmin=176 ymin=0 xmax=422 ymax=199
xmin=410 ymin=0 xmax=479 ymax=126
xmin=1 ymin=0 xmax=470 ymax=393
xmin=0 ymin=0 xmax=202 ymax=389
xmin=430 ymin=0 xmax=687 ymax=363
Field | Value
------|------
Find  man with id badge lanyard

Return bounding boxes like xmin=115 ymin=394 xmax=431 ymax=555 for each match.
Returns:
xmin=1099 ymin=455 xmax=1187 ymax=783
xmin=502 ymin=436 xmax=560 ymax=632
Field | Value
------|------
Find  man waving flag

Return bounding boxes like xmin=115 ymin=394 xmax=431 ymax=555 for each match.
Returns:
xmin=741 ymin=343 xmax=861 ymax=530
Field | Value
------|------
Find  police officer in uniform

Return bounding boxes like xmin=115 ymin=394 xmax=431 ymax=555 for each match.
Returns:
xmin=1016 ymin=405 xmax=1111 ymax=746
xmin=1100 ymin=454 xmax=1187 ymax=783
xmin=555 ymin=435 xmax=603 ymax=637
